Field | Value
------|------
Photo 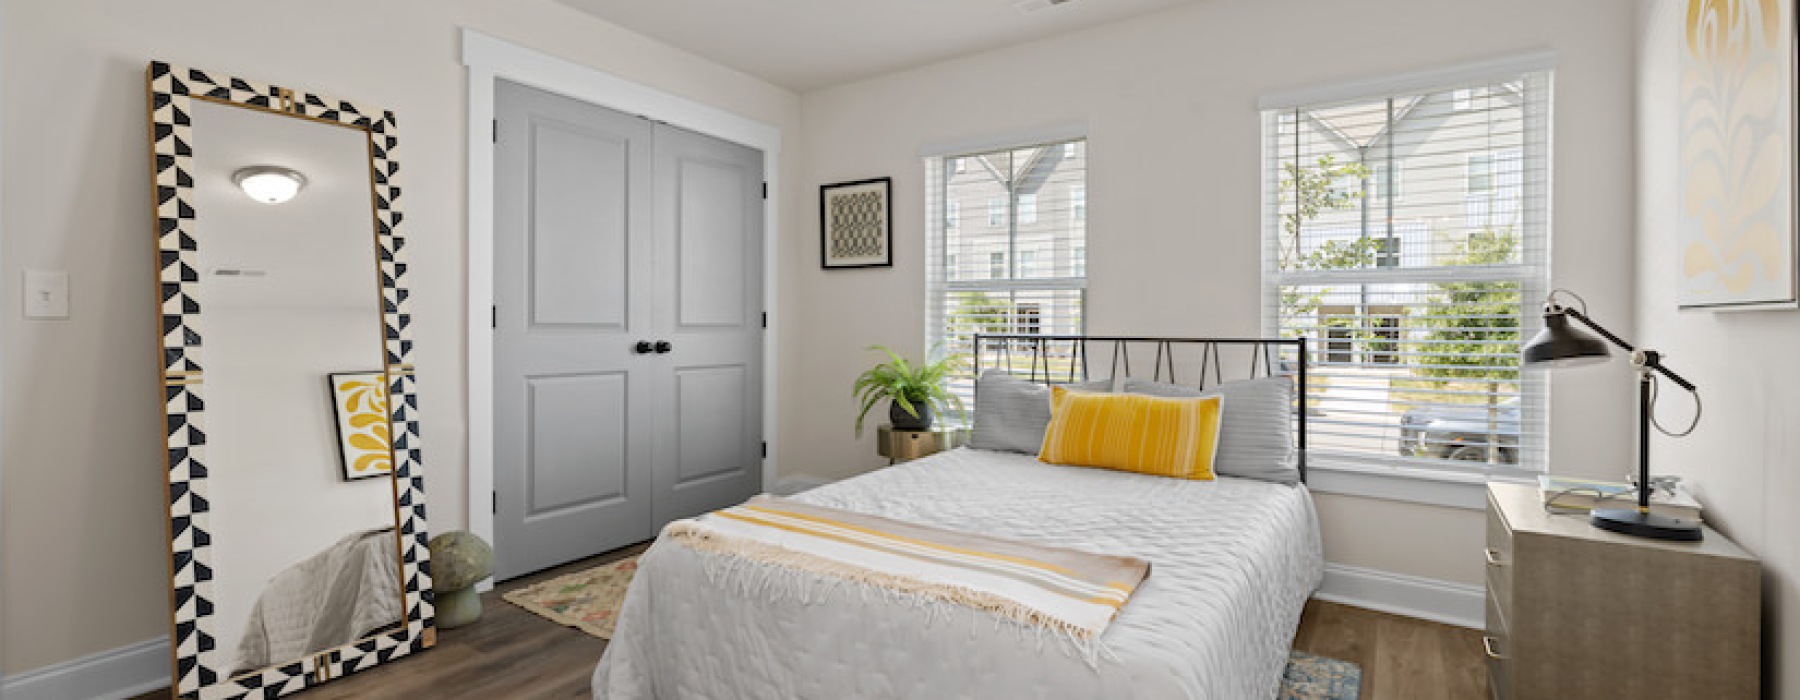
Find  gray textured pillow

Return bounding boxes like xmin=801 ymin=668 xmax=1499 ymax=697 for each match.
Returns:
xmin=1120 ymin=376 xmax=1299 ymax=484
xmin=970 ymin=371 xmax=1110 ymax=455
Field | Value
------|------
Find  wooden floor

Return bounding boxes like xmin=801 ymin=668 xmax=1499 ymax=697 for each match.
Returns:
xmin=136 ymin=544 xmax=1486 ymax=699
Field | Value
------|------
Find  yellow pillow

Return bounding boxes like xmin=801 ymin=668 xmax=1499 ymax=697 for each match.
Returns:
xmin=1038 ymin=387 xmax=1224 ymax=480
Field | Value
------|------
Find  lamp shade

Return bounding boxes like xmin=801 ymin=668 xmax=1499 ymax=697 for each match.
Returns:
xmin=1522 ymin=310 xmax=1610 ymax=367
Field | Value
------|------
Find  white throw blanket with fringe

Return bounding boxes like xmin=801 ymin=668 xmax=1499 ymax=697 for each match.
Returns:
xmin=665 ymin=495 xmax=1149 ymax=647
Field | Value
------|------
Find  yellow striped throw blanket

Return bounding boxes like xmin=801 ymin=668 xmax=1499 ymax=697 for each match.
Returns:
xmin=663 ymin=495 xmax=1151 ymax=646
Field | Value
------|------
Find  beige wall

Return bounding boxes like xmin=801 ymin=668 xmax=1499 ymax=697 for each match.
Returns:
xmin=0 ymin=0 xmax=802 ymax=675
xmin=1635 ymin=2 xmax=1800 ymax=695
xmin=788 ymin=0 xmax=1640 ymax=587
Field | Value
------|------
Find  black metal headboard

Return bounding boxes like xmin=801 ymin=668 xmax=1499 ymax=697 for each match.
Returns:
xmin=971 ymin=334 xmax=1310 ymax=483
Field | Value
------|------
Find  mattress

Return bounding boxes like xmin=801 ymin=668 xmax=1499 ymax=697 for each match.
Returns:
xmin=592 ymin=448 xmax=1324 ymax=699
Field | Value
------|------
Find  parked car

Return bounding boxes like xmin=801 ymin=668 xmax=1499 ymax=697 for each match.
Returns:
xmin=1398 ymin=397 xmax=1520 ymax=464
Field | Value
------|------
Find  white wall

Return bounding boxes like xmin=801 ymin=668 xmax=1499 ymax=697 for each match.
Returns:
xmin=789 ymin=0 xmax=1640 ymax=588
xmin=0 ymin=0 xmax=802 ymax=676
xmin=1636 ymin=2 xmax=1800 ymax=695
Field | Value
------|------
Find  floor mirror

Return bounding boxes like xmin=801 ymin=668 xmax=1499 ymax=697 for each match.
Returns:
xmin=146 ymin=62 xmax=434 ymax=699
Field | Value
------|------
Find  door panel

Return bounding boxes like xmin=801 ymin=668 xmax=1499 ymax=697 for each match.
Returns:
xmin=652 ymin=124 xmax=765 ymax=525
xmin=676 ymin=158 xmax=749 ymax=327
xmin=674 ymin=364 xmax=749 ymax=485
xmin=529 ymin=121 xmax=630 ymax=328
xmin=494 ymin=80 xmax=655 ymax=579
xmin=526 ymin=373 xmax=628 ymax=513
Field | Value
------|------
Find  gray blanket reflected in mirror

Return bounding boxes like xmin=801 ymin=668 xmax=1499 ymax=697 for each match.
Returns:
xmin=233 ymin=528 xmax=401 ymax=674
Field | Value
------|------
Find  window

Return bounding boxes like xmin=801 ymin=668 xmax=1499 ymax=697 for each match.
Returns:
xmin=1064 ymin=142 xmax=1078 ymax=158
xmin=1262 ymin=68 xmax=1551 ymax=475
xmin=1452 ymin=88 xmax=1476 ymax=111
xmin=946 ymin=201 xmax=960 ymax=230
xmin=1018 ymin=250 xmax=1038 ymax=278
xmin=1466 ymin=154 xmax=1494 ymax=194
xmin=927 ymin=137 xmax=1089 ymax=399
xmin=1373 ymin=162 xmax=1402 ymax=201
xmin=953 ymin=157 xmax=967 ymax=173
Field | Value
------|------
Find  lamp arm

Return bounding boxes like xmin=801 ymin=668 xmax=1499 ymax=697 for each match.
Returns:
xmin=1560 ymin=307 xmax=1697 ymax=392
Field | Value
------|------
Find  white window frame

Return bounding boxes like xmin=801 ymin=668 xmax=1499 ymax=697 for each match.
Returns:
xmin=1018 ymin=193 xmax=1039 ymax=225
xmin=987 ymin=197 xmax=1006 ymax=227
xmin=1258 ymin=54 xmax=1555 ymax=510
xmin=946 ymin=200 xmax=960 ymax=230
xmin=923 ymin=128 xmax=1090 ymax=407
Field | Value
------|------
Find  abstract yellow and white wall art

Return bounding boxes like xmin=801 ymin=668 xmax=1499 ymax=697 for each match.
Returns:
xmin=1680 ymin=0 xmax=1797 ymax=309
xmin=329 ymin=371 xmax=393 ymax=480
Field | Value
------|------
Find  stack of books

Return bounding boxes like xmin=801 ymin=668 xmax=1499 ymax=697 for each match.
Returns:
xmin=1538 ymin=475 xmax=1703 ymax=522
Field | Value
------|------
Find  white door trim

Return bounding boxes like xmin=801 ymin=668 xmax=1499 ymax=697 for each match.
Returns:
xmin=461 ymin=29 xmax=783 ymax=575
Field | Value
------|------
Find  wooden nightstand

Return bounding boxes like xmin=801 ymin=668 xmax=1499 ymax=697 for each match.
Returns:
xmin=1484 ymin=482 xmax=1759 ymax=699
xmin=875 ymin=424 xmax=968 ymax=464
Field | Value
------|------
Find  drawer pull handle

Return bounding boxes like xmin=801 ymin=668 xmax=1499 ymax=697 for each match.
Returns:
xmin=1482 ymin=635 xmax=1505 ymax=660
xmin=1484 ymin=547 xmax=1505 ymax=567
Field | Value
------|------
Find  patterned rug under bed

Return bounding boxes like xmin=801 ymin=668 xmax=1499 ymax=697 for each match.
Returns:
xmin=505 ymin=556 xmax=1363 ymax=700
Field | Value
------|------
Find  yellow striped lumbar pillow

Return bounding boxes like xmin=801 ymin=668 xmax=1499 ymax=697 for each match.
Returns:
xmin=1038 ymin=387 xmax=1224 ymax=480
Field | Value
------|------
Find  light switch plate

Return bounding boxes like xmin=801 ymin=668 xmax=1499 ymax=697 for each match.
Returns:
xmin=23 ymin=270 xmax=69 ymax=319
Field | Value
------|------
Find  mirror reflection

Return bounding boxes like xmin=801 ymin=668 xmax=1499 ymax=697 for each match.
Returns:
xmin=189 ymin=99 xmax=404 ymax=677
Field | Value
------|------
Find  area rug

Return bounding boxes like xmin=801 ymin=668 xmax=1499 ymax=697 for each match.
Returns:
xmin=501 ymin=555 xmax=641 ymax=640
xmin=505 ymin=554 xmax=1362 ymax=698
xmin=1280 ymin=651 xmax=1362 ymax=699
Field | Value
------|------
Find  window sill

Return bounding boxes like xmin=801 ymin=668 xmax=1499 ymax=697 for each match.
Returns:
xmin=1303 ymin=457 xmax=1537 ymax=511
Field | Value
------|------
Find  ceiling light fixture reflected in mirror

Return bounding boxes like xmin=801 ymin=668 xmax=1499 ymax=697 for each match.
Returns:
xmin=232 ymin=165 xmax=307 ymax=204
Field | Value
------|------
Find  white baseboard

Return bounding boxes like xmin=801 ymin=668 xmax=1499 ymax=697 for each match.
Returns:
xmin=1315 ymin=562 xmax=1485 ymax=629
xmin=771 ymin=473 xmax=836 ymax=496
xmin=0 ymin=637 xmax=168 ymax=700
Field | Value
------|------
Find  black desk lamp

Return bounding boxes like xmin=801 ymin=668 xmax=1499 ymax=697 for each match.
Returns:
xmin=1521 ymin=290 xmax=1704 ymax=541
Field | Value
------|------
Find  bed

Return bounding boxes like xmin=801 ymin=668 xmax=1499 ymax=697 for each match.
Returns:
xmin=593 ymin=336 xmax=1324 ymax=699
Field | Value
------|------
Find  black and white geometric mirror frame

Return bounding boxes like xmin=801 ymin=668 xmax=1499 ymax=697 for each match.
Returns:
xmin=146 ymin=61 xmax=435 ymax=700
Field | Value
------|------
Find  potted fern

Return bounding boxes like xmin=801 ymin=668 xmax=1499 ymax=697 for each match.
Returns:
xmin=852 ymin=345 xmax=965 ymax=435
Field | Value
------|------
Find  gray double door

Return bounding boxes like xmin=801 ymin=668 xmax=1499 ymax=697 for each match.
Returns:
xmin=493 ymin=80 xmax=764 ymax=580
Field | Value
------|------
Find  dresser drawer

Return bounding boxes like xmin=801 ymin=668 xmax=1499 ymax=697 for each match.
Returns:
xmin=1484 ymin=491 xmax=1513 ymax=616
xmin=1484 ymin=592 xmax=1511 ymax=700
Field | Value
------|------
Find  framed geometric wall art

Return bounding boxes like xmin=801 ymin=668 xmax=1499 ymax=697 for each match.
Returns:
xmin=820 ymin=177 xmax=893 ymax=269
xmin=329 ymin=371 xmax=393 ymax=481
xmin=1678 ymin=0 xmax=1798 ymax=309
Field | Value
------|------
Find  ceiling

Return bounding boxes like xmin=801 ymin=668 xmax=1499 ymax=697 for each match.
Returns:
xmin=557 ymin=0 xmax=1200 ymax=92
xmin=190 ymin=99 xmax=384 ymax=312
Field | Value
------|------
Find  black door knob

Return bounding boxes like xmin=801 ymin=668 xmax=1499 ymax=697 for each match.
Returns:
xmin=634 ymin=341 xmax=654 ymax=354
xmin=654 ymin=340 xmax=672 ymax=354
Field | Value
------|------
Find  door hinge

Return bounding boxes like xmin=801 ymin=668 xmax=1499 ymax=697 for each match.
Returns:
xmin=761 ymin=441 xmax=767 ymax=459
xmin=492 ymin=305 xmax=497 ymax=329
xmin=492 ymin=119 xmax=498 ymax=143
xmin=492 ymin=491 xmax=498 ymax=514
xmin=761 ymin=311 xmax=767 ymax=329
xmin=762 ymin=182 xmax=768 ymax=200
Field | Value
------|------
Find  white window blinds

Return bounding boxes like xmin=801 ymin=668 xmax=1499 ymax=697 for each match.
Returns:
xmin=927 ymin=138 xmax=1088 ymax=400
xmin=1261 ymin=68 xmax=1552 ymax=474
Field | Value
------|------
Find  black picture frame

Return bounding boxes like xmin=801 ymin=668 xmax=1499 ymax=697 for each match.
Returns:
xmin=820 ymin=177 xmax=893 ymax=269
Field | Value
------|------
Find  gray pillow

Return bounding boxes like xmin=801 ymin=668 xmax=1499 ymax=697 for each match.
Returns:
xmin=1120 ymin=376 xmax=1299 ymax=484
xmin=970 ymin=371 xmax=1110 ymax=455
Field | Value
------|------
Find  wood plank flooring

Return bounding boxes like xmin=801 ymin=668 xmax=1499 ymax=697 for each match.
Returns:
xmin=135 ymin=544 xmax=1486 ymax=699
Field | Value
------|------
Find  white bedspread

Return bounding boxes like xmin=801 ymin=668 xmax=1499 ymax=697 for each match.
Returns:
xmin=592 ymin=448 xmax=1324 ymax=700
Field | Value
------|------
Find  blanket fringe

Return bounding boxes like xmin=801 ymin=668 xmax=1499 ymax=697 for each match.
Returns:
xmin=663 ymin=522 xmax=1116 ymax=667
